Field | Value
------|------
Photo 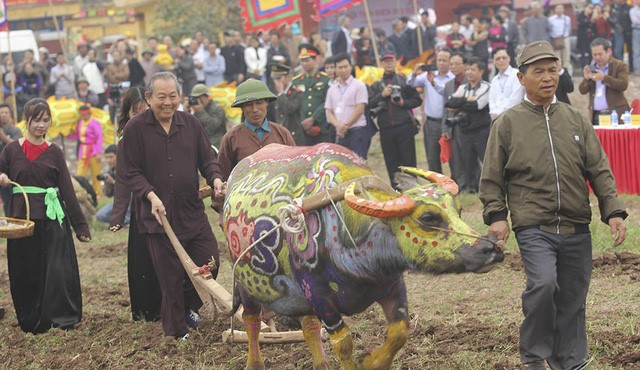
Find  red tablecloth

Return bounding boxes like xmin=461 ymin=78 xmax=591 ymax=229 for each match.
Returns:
xmin=595 ymin=127 xmax=640 ymax=194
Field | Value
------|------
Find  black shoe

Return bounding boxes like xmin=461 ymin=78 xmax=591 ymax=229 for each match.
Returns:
xmin=175 ymin=333 xmax=189 ymax=341
xmin=0 ymin=306 xmax=5 ymax=320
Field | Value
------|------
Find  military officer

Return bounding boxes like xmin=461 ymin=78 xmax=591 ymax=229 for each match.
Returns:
xmin=271 ymin=63 xmax=304 ymax=145
xmin=291 ymin=44 xmax=332 ymax=145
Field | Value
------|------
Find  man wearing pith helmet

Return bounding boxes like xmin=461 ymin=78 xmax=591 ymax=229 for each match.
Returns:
xmin=480 ymin=41 xmax=627 ymax=370
xmin=217 ymin=79 xmax=296 ymax=181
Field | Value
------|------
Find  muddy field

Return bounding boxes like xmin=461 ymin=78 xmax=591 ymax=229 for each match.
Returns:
xmin=0 ymin=210 xmax=638 ymax=370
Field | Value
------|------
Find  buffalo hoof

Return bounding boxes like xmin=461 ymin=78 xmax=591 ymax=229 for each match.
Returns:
xmin=245 ymin=361 xmax=265 ymax=370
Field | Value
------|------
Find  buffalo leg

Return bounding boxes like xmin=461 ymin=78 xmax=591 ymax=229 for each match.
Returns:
xmin=301 ymin=315 xmax=330 ymax=369
xmin=239 ymin=289 xmax=264 ymax=370
xmin=360 ymin=279 xmax=410 ymax=370
xmin=327 ymin=323 xmax=359 ymax=370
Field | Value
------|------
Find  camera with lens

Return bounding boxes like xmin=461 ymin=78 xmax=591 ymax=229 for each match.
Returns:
xmin=369 ymin=101 xmax=386 ymax=118
xmin=96 ymin=173 xmax=110 ymax=181
xmin=389 ymin=85 xmax=402 ymax=103
xmin=419 ymin=63 xmax=438 ymax=72
xmin=445 ymin=111 xmax=469 ymax=127
xmin=188 ymin=95 xmax=200 ymax=106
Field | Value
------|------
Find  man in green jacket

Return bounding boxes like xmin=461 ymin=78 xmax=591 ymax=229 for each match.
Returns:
xmin=189 ymin=83 xmax=227 ymax=150
xmin=480 ymin=41 xmax=627 ymax=370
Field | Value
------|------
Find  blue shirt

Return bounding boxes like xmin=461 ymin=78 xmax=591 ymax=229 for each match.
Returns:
xmin=244 ymin=118 xmax=270 ymax=141
xmin=408 ymin=70 xmax=454 ymax=119
xmin=593 ymin=63 xmax=609 ymax=111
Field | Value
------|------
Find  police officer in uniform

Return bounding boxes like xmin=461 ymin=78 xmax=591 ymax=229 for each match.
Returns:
xmin=291 ymin=44 xmax=332 ymax=145
xmin=271 ymin=63 xmax=304 ymax=145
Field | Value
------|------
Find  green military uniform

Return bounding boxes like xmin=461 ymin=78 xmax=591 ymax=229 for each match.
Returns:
xmin=275 ymin=84 xmax=304 ymax=145
xmin=270 ymin=63 xmax=305 ymax=145
xmin=292 ymin=44 xmax=333 ymax=145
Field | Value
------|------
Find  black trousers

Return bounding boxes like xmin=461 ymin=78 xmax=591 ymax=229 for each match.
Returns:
xmin=127 ymin=212 xmax=162 ymax=322
xmin=516 ymin=228 xmax=592 ymax=369
xmin=379 ymin=123 xmax=417 ymax=188
xmin=8 ymin=218 xmax=82 ymax=334
xmin=457 ymin=126 xmax=490 ymax=193
xmin=146 ymin=222 xmax=219 ymax=337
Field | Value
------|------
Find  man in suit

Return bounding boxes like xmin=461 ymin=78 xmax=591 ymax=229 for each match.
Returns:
xmin=331 ymin=15 xmax=353 ymax=57
xmin=578 ymin=38 xmax=630 ymax=125
xmin=441 ymin=53 xmax=468 ymax=190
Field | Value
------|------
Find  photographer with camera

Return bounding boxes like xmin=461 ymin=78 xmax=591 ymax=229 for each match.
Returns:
xmin=185 ymin=84 xmax=227 ymax=150
xmin=407 ymin=48 xmax=454 ymax=174
xmin=103 ymin=50 xmax=130 ymax=123
xmin=96 ymin=145 xmax=129 ymax=225
xmin=444 ymin=57 xmax=491 ymax=194
xmin=369 ymin=52 xmax=422 ymax=188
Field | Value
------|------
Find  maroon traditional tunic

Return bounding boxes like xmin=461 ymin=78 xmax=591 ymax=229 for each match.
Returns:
xmin=120 ymin=109 xmax=222 ymax=237
xmin=0 ymin=139 xmax=89 ymax=334
xmin=217 ymin=121 xmax=296 ymax=181
xmin=0 ymin=140 xmax=89 ymax=236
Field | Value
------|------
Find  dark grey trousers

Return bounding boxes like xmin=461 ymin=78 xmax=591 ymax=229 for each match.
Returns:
xmin=515 ymin=228 xmax=592 ymax=370
xmin=424 ymin=117 xmax=443 ymax=174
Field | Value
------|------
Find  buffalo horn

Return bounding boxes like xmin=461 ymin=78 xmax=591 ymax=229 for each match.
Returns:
xmin=399 ymin=167 xmax=459 ymax=196
xmin=343 ymin=182 xmax=416 ymax=218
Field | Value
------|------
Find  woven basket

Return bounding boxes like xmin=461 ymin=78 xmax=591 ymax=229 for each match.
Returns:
xmin=0 ymin=181 xmax=35 ymax=239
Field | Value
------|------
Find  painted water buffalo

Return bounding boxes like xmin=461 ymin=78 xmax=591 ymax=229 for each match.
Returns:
xmin=223 ymin=143 xmax=504 ymax=369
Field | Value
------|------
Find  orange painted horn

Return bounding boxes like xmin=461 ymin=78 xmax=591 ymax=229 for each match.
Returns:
xmin=343 ymin=182 xmax=416 ymax=218
xmin=399 ymin=167 xmax=459 ymax=196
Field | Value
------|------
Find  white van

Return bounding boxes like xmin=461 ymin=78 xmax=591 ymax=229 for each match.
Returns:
xmin=0 ymin=30 xmax=39 ymax=66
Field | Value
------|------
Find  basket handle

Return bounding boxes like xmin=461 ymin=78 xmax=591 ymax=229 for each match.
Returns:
xmin=9 ymin=181 xmax=30 ymax=222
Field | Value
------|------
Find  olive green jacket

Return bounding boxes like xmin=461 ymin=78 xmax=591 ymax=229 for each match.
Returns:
xmin=480 ymin=98 xmax=627 ymax=234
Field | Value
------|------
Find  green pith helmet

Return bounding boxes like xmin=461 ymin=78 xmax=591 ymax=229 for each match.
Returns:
xmin=231 ymin=79 xmax=277 ymax=108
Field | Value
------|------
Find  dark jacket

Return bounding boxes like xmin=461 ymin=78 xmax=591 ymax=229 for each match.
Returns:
xmin=481 ymin=99 xmax=627 ymax=233
xmin=220 ymin=44 xmax=247 ymax=81
xmin=446 ymin=80 xmax=491 ymax=133
xmin=193 ymin=99 xmax=227 ymax=149
xmin=127 ymin=57 xmax=146 ymax=87
xmin=556 ymin=69 xmax=574 ymax=105
xmin=368 ymin=72 xmax=422 ymax=129
xmin=331 ymin=29 xmax=348 ymax=56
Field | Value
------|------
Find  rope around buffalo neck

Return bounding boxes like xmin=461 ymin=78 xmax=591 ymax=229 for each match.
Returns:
xmin=411 ymin=220 xmax=503 ymax=250
xmin=228 ymin=203 xmax=306 ymax=342
xmin=326 ymin=188 xmax=359 ymax=249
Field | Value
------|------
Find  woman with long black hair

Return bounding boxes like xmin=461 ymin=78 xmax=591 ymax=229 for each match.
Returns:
xmin=109 ymin=86 xmax=162 ymax=321
xmin=0 ymin=98 xmax=91 ymax=333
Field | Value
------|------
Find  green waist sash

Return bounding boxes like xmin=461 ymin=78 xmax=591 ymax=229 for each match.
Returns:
xmin=12 ymin=186 xmax=65 ymax=225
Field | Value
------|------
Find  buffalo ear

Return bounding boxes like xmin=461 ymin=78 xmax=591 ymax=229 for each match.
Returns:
xmin=394 ymin=172 xmax=420 ymax=192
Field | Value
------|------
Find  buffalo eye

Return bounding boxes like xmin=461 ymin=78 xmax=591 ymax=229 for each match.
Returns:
xmin=418 ymin=212 xmax=446 ymax=230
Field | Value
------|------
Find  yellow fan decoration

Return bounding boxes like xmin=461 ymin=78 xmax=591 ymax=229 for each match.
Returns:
xmin=17 ymin=97 xmax=115 ymax=145
xmin=208 ymin=81 xmax=241 ymax=125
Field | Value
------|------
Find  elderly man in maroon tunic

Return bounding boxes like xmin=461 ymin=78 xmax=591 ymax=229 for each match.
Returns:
xmin=120 ymin=72 xmax=225 ymax=340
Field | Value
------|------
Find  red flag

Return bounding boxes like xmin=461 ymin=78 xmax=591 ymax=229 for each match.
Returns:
xmin=239 ymin=0 xmax=302 ymax=34
xmin=310 ymin=0 xmax=363 ymax=19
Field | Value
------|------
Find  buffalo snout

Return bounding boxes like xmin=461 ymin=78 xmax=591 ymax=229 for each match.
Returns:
xmin=455 ymin=236 xmax=505 ymax=273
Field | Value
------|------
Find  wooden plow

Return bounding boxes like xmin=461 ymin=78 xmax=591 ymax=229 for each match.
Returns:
xmin=160 ymin=194 xmax=305 ymax=344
